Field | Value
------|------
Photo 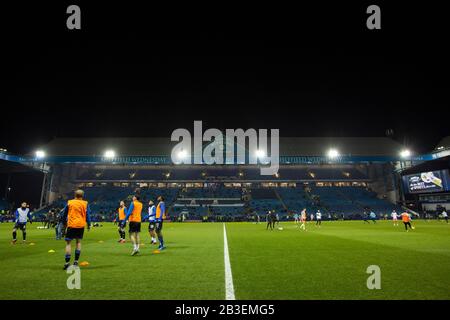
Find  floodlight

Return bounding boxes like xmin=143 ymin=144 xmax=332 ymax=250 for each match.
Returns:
xmin=35 ymin=150 xmax=46 ymax=159
xmin=177 ymin=149 xmax=188 ymax=159
xmin=327 ymin=149 xmax=339 ymax=158
xmin=400 ymin=149 xmax=411 ymax=158
xmin=255 ymin=149 xmax=266 ymax=158
xmin=104 ymin=150 xmax=116 ymax=158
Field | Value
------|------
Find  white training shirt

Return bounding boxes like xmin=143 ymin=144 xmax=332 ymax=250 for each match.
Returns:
xmin=316 ymin=211 xmax=322 ymax=219
xmin=442 ymin=211 xmax=448 ymax=218
xmin=16 ymin=208 xmax=30 ymax=223
xmin=148 ymin=205 xmax=156 ymax=222
xmin=391 ymin=211 xmax=398 ymax=219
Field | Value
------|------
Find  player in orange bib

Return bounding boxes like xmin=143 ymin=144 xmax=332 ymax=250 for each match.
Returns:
xmin=123 ymin=195 xmax=143 ymax=255
xmin=117 ymin=201 xmax=127 ymax=243
xmin=401 ymin=211 xmax=414 ymax=232
xmin=61 ymin=189 xmax=91 ymax=270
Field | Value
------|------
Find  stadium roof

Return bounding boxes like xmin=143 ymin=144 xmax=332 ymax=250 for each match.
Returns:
xmin=37 ymin=137 xmax=405 ymax=157
xmin=0 ymin=159 xmax=40 ymax=174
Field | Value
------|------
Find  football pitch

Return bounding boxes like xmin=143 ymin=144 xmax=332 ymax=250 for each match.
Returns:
xmin=0 ymin=220 xmax=449 ymax=300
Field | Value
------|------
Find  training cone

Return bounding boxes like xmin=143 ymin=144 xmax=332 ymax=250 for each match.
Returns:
xmin=48 ymin=249 xmax=55 ymax=253
xmin=152 ymin=249 xmax=161 ymax=254
xmin=79 ymin=261 xmax=89 ymax=267
xmin=140 ymin=243 xmax=145 ymax=247
xmin=98 ymin=240 xmax=104 ymax=243
xmin=29 ymin=242 xmax=36 ymax=246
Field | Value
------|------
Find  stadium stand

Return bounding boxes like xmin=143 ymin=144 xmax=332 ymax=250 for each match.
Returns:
xmin=31 ymin=181 xmax=401 ymax=222
xmin=7 ymin=137 xmax=410 ymax=221
xmin=74 ymin=167 xmax=369 ymax=182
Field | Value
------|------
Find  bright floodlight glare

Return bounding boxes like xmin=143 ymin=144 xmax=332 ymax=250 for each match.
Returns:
xmin=255 ymin=149 xmax=266 ymax=158
xmin=35 ymin=150 xmax=46 ymax=159
xmin=104 ymin=150 xmax=115 ymax=158
xmin=400 ymin=149 xmax=411 ymax=158
xmin=327 ymin=149 xmax=339 ymax=158
xmin=177 ymin=149 xmax=188 ymax=159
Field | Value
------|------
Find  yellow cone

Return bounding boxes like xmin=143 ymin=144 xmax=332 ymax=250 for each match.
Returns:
xmin=48 ymin=249 xmax=55 ymax=253
xmin=98 ymin=240 xmax=104 ymax=243
xmin=152 ymin=250 xmax=161 ymax=254
xmin=79 ymin=261 xmax=89 ymax=267
xmin=29 ymin=242 xmax=36 ymax=246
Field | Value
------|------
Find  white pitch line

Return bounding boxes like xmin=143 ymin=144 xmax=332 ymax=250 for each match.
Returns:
xmin=223 ymin=223 xmax=236 ymax=300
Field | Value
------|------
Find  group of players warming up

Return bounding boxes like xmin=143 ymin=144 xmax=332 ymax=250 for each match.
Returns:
xmin=58 ymin=190 xmax=166 ymax=269
xmin=9 ymin=189 xmax=166 ymax=269
xmin=116 ymin=194 xmax=166 ymax=256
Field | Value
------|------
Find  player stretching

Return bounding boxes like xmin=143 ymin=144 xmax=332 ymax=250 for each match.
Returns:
xmin=155 ymin=196 xmax=166 ymax=250
xmin=62 ymin=190 xmax=91 ymax=270
xmin=401 ymin=211 xmax=414 ymax=232
xmin=11 ymin=202 xmax=32 ymax=244
xmin=316 ymin=209 xmax=322 ymax=227
xmin=147 ymin=200 xmax=157 ymax=245
xmin=123 ymin=195 xmax=143 ymax=255
xmin=299 ymin=208 xmax=307 ymax=231
xmin=117 ymin=201 xmax=127 ymax=243
xmin=391 ymin=210 xmax=399 ymax=226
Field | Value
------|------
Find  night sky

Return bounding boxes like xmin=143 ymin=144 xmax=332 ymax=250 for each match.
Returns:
xmin=3 ymin=2 xmax=449 ymax=154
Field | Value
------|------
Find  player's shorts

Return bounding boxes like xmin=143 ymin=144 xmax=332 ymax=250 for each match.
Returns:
xmin=65 ymin=227 xmax=84 ymax=240
xmin=14 ymin=222 xmax=26 ymax=231
xmin=129 ymin=222 xmax=141 ymax=233
xmin=118 ymin=220 xmax=126 ymax=229
xmin=148 ymin=221 xmax=156 ymax=231
xmin=155 ymin=221 xmax=163 ymax=232
xmin=392 ymin=217 xmax=398 ymax=221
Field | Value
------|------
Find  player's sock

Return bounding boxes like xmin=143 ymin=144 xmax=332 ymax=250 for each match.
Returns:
xmin=74 ymin=249 xmax=81 ymax=262
xmin=23 ymin=232 xmax=26 ymax=241
xmin=65 ymin=254 xmax=71 ymax=263
xmin=158 ymin=236 xmax=164 ymax=247
xmin=12 ymin=231 xmax=17 ymax=241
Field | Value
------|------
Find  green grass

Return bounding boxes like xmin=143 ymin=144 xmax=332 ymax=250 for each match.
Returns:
xmin=0 ymin=222 xmax=224 ymax=299
xmin=0 ymin=220 xmax=449 ymax=300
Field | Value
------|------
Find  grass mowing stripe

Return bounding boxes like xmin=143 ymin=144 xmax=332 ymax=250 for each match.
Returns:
xmin=223 ymin=223 xmax=235 ymax=300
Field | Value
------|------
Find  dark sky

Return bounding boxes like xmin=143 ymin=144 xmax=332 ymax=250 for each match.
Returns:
xmin=3 ymin=2 xmax=449 ymax=154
